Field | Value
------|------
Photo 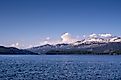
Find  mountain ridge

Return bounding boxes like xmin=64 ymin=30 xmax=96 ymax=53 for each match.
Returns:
xmin=28 ymin=35 xmax=121 ymax=55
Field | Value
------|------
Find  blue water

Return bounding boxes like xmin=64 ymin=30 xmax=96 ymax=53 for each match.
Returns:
xmin=0 ymin=55 xmax=121 ymax=80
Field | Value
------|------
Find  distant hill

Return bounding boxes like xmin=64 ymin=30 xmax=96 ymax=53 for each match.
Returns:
xmin=0 ymin=46 xmax=38 ymax=55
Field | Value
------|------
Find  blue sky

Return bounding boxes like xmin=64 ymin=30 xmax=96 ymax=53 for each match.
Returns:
xmin=0 ymin=0 xmax=121 ymax=48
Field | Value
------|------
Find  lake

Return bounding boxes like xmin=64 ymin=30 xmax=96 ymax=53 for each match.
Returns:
xmin=0 ymin=55 xmax=121 ymax=80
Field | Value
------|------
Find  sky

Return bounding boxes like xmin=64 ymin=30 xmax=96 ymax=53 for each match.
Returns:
xmin=0 ymin=0 xmax=121 ymax=48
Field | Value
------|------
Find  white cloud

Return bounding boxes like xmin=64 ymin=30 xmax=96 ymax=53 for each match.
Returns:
xmin=89 ymin=33 xmax=113 ymax=38
xmin=89 ymin=33 xmax=97 ymax=38
xmin=61 ymin=32 xmax=78 ymax=43
xmin=10 ymin=42 xmax=20 ymax=48
xmin=39 ymin=32 xmax=79 ymax=45
xmin=61 ymin=33 xmax=71 ymax=42
xmin=99 ymin=33 xmax=112 ymax=37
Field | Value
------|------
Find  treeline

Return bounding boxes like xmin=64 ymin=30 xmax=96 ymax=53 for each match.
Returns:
xmin=46 ymin=50 xmax=121 ymax=55
xmin=46 ymin=50 xmax=93 ymax=55
xmin=112 ymin=50 xmax=121 ymax=55
xmin=0 ymin=46 xmax=37 ymax=55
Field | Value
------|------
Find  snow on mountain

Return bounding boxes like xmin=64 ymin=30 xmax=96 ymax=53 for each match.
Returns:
xmin=27 ymin=33 xmax=121 ymax=54
xmin=29 ymin=33 xmax=121 ymax=49
xmin=73 ymin=33 xmax=121 ymax=45
xmin=110 ymin=37 xmax=121 ymax=42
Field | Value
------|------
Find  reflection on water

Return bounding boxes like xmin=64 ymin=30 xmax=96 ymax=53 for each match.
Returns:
xmin=0 ymin=55 xmax=121 ymax=80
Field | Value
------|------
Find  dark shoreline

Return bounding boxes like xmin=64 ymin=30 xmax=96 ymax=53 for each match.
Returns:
xmin=0 ymin=54 xmax=120 ymax=55
xmin=46 ymin=51 xmax=120 ymax=55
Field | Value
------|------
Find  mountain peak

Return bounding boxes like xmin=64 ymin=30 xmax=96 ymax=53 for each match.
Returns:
xmin=73 ymin=34 xmax=121 ymax=45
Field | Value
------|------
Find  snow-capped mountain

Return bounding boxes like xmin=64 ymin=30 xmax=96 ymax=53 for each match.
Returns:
xmin=73 ymin=34 xmax=121 ymax=45
xmin=27 ymin=34 xmax=121 ymax=54
xmin=110 ymin=37 xmax=121 ymax=42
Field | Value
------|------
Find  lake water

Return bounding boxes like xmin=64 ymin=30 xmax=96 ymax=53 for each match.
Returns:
xmin=0 ymin=55 xmax=121 ymax=80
